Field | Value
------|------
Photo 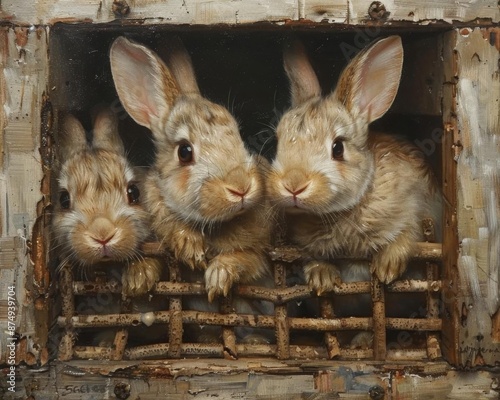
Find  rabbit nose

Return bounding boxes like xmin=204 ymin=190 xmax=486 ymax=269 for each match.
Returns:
xmin=285 ymin=183 xmax=309 ymax=198
xmin=92 ymin=233 xmax=116 ymax=246
xmin=225 ymin=166 xmax=253 ymax=199
xmin=281 ymin=168 xmax=310 ymax=199
xmin=89 ymin=217 xmax=117 ymax=245
xmin=226 ymin=186 xmax=249 ymax=199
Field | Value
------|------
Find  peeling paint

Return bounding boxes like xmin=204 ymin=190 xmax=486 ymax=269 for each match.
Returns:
xmin=0 ymin=26 xmax=48 ymax=366
xmin=455 ymin=28 xmax=500 ymax=366
xmin=0 ymin=0 xmax=499 ymax=26
xmin=482 ymin=27 xmax=500 ymax=51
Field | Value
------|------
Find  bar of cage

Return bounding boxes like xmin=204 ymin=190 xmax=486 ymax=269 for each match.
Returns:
xmin=57 ymin=241 xmax=443 ymax=361
xmin=57 ymin=305 xmax=442 ymax=360
xmin=422 ymin=217 xmax=443 ymax=361
xmin=57 ymin=298 xmax=442 ymax=360
xmin=57 ymin=308 xmax=442 ymax=361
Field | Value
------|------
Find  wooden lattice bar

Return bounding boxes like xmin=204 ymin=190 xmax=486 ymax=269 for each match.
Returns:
xmin=167 ymin=260 xmax=183 ymax=358
xmin=58 ymin=265 xmax=76 ymax=361
xmin=387 ymin=280 xmax=441 ymax=293
xmin=58 ymin=311 xmax=441 ymax=331
xmin=70 ymin=342 xmax=376 ymax=361
xmin=320 ymin=298 xmax=340 ymax=359
xmin=424 ymin=218 xmax=443 ymax=360
xmin=385 ymin=318 xmax=442 ymax=331
xmin=274 ymin=262 xmax=290 ymax=359
xmin=58 ymin=235 xmax=443 ymax=361
xmin=221 ymin=295 xmax=238 ymax=359
xmin=235 ymin=284 xmax=315 ymax=302
xmin=267 ymin=243 xmax=442 ymax=263
xmin=110 ymin=329 xmax=128 ymax=361
xmin=73 ymin=280 xmax=441 ymax=296
xmin=57 ymin=311 xmax=276 ymax=329
xmin=372 ymin=277 xmax=387 ymax=360
xmin=72 ymin=343 xmax=374 ymax=361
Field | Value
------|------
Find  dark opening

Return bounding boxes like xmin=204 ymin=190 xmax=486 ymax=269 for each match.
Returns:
xmin=48 ymin=23 xmax=448 ymax=360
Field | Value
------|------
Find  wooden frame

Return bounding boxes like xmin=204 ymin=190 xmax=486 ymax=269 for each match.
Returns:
xmin=1 ymin=1 xmax=499 ymax=398
xmin=56 ymin=241 xmax=443 ymax=362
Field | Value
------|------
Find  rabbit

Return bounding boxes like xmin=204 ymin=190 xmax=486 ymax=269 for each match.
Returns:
xmin=109 ymin=36 xmax=274 ymax=304
xmin=52 ymin=106 xmax=162 ymax=298
xmin=267 ymin=35 xmax=441 ymax=297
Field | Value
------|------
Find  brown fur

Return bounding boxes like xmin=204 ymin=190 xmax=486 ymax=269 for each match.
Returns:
xmin=269 ymin=36 xmax=440 ymax=291
xmin=53 ymin=109 xmax=162 ymax=297
xmin=110 ymin=37 xmax=274 ymax=301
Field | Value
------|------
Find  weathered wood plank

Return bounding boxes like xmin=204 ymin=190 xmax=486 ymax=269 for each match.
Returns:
xmin=440 ymin=30 xmax=461 ymax=367
xmin=5 ymin=359 xmax=500 ymax=399
xmin=1 ymin=0 xmax=499 ymax=25
xmin=0 ymin=27 xmax=49 ymax=365
xmin=455 ymin=27 xmax=500 ymax=366
xmin=1 ymin=0 xmax=299 ymax=25
xmin=0 ymin=8 xmax=499 ymax=397
xmin=303 ymin=0 xmax=500 ymax=24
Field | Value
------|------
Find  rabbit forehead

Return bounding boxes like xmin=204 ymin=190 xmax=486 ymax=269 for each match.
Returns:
xmin=274 ymin=101 xmax=355 ymax=170
xmin=165 ymin=97 xmax=251 ymax=171
xmin=167 ymin=97 xmax=240 ymax=143
xmin=59 ymin=149 xmax=134 ymax=197
xmin=277 ymin=98 xmax=357 ymax=143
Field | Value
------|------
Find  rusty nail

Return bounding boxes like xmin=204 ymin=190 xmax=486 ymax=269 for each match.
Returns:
xmin=114 ymin=382 xmax=131 ymax=399
xmin=112 ymin=0 xmax=130 ymax=17
xmin=369 ymin=385 xmax=385 ymax=400
xmin=460 ymin=28 xmax=472 ymax=37
xmin=368 ymin=2 xmax=388 ymax=20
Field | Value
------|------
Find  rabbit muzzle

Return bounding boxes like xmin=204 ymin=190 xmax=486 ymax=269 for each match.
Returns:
xmin=269 ymin=166 xmax=319 ymax=211
xmin=84 ymin=217 xmax=120 ymax=257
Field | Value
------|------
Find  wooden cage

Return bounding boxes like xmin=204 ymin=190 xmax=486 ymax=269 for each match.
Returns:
xmin=0 ymin=1 xmax=499 ymax=399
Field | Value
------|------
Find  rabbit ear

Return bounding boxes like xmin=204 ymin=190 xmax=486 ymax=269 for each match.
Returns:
xmin=283 ymin=41 xmax=321 ymax=107
xmin=161 ymin=37 xmax=200 ymax=95
xmin=332 ymin=35 xmax=403 ymax=123
xmin=91 ymin=106 xmax=125 ymax=155
xmin=58 ymin=114 xmax=87 ymax=159
xmin=110 ymin=36 xmax=181 ymax=135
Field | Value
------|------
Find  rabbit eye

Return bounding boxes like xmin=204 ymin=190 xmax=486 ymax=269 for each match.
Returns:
xmin=332 ymin=139 xmax=344 ymax=160
xmin=127 ymin=183 xmax=140 ymax=204
xmin=59 ymin=190 xmax=71 ymax=210
xmin=178 ymin=141 xmax=194 ymax=165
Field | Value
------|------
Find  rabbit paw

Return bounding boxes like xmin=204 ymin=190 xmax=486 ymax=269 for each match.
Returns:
xmin=371 ymin=250 xmax=407 ymax=284
xmin=304 ymin=261 xmax=342 ymax=295
xmin=122 ymin=257 xmax=162 ymax=297
xmin=205 ymin=255 xmax=240 ymax=302
xmin=172 ymin=230 xmax=207 ymax=270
